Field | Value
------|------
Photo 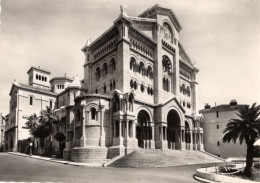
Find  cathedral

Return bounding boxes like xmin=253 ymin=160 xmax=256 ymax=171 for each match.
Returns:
xmin=5 ymin=4 xmax=204 ymax=163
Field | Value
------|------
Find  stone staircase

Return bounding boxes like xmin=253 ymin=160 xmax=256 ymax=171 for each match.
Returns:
xmin=109 ymin=149 xmax=224 ymax=168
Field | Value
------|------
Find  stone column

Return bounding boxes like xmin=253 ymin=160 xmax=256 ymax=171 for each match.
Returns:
xmin=165 ymin=127 xmax=167 ymax=141
xmin=119 ymin=120 xmax=122 ymax=137
xmin=133 ymin=121 xmax=136 ymax=138
xmin=152 ymin=126 xmax=154 ymax=141
xmin=190 ymin=130 xmax=193 ymax=151
xmin=159 ymin=126 xmax=163 ymax=141
xmin=126 ymin=120 xmax=129 ymax=138
xmin=81 ymin=107 xmax=86 ymax=147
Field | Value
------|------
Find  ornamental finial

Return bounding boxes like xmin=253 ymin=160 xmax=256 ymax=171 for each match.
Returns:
xmin=120 ymin=5 xmax=128 ymax=16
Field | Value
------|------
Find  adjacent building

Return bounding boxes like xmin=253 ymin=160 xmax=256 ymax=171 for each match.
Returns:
xmin=199 ymin=100 xmax=247 ymax=158
xmin=0 ymin=113 xmax=6 ymax=151
xmin=5 ymin=66 xmax=87 ymax=154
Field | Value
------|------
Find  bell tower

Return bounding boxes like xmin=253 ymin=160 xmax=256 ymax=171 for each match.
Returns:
xmin=27 ymin=66 xmax=51 ymax=89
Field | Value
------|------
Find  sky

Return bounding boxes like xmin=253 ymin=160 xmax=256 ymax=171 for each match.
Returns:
xmin=0 ymin=0 xmax=260 ymax=115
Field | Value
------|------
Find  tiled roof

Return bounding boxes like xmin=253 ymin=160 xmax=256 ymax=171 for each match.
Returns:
xmin=27 ymin=66 xmax=51 ymax=75
xmin=11 ymin=82 xmax=57 ymax=96
xmin=199 ymin=104 xmax=248 ymax=113
xmin=49 ymin=76 xmax=73 ymax=83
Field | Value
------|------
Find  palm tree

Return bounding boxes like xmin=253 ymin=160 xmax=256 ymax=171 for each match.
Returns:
xmin=25 ymin=114 xmax=39 ymax=135
xmin=223 ymin=103 xmax=260 ymax=176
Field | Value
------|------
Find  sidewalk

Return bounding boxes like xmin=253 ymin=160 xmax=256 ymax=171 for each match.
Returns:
xmin=7 ymin=152 xmax=104 ymax=167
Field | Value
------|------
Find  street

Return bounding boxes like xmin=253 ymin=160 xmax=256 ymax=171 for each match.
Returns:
xmin=0 ymin=153 xmax=220 ymax=182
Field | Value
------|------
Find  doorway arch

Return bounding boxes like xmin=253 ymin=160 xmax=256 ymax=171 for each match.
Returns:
xmin=136 ymin=110 xmax=151 ymax=148
xmin=167 ymin=109 xmax=181 ymax=149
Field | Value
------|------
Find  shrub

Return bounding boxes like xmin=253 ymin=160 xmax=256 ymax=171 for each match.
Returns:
xmin=218 ymin=166 xmax=239 ymax=174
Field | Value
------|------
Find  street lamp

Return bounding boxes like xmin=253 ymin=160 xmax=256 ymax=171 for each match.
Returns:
xmin=29 ymin=139 xmax=33 ymax=156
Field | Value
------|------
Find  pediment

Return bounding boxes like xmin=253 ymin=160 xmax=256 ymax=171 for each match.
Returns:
xmin=138 ymin=4 xmax=182 ymax=32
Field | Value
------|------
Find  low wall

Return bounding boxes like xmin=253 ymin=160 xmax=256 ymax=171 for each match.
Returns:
xmin=196 ymin=163 xmax=254 ymax=183
xmin=71 ymin=147 xmax=107 ymax=163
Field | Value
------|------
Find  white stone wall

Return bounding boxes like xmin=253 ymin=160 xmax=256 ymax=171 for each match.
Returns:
xmin=201 ymin=109 xmax=247 ymax=158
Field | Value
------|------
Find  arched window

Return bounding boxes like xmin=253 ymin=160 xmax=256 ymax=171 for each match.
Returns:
xmin=166 ymin=79 xmax=169 ymax=92
xmin=147 ymin=86 xmax=150 ymax=94
xmin=110 ymin=58 xmax=116 ymax=73
xmin=113 ymin=80 xmax=116 ymax=90
xmin=187 ymin=87 xmax=190 ymax=97
xmin=163 ymin=78 xmax=166 ymax=91
xmin=141 ymin=84 xmax=144 ymax=92
xmin=95 ymin=88 xmax=98 ymax=94
xmin=110 ymin=81 xmax=113 ymax=91
xmin=90 ymin=108 xmax=96 ymax=120
xmin=102 ymin=63 xmax=108 ymax=77
xmin=128 ymin=93 xmax=134 ymax=112
xmin=29 ymin=96 xmax=33 ymax=105
xmin=134 ymin=81 xmax=137 ymax=90
xmin=139 ymin=62 xmax=144 ymax=75
xmin=147 ymin=66 xmax=153 ymax=79
xmin=182 ymin=84 xmax=185 ymax=94
xmin=130 ymin=79 xmax=134 ymax=88
xmin=42 ymin=76 xmax=44 ymax=81
xmin=45 ymin=77 xmax=47 ymax=82
xmin=36 ymin=74 xmax=38 ymax=80
xmin=150 ymin=88 xmax=153 ymax=95
xmin=113 ymin=93 xmax=120 ymax=112
xmin=50 ymin=100 xmax=53 ymax=109
xmin=104 ymin=84 xmax=106 ymax=93
xmin=39 ymin=75 xmax=41 ymax=81
xmin=162 ymin=55 xmax=171 ymax=73
xmin=130 ymin=57 xmax=136 ymax=71
xmin=96 ymin=67 xmax=101 ymax=81
xmin=62 ymin=84 xmax=64 ymax=89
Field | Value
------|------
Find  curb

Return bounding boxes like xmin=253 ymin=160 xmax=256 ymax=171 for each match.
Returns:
xmin=7 ymin=152 xmax=103 ymax=167
xmin=193 ymin=174 xmax=219 ymax=183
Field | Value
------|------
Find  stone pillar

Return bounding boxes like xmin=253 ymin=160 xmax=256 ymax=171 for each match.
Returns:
xmin=190 ymin=130 xmax=193 ymax=151
xmin=133 ymin=121 xmax=136 ymax=138
xmin=99 ymin=105 xmax=105 ymax=147
xmin=81 ymin=107 xmax=86 ymax=147
xmin=119 ymin=120 xmax=122 ymax=137
xmin=126 ymin=120 xmax=129 ymax=138
xmin=152 ymin=126 xmax=154 ymax=141
xmin=165 ymin=127 xmax=167 ymax=141
xmin=193 ymin=130 xmax=197 ymax=150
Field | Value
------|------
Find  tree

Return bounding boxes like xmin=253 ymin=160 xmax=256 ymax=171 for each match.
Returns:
xmin=223 ymin=103 xmax=260 ymax=176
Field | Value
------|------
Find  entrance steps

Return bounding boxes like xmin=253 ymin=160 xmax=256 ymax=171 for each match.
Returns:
xmin=109 ymin=149 xmax=224 ymax=168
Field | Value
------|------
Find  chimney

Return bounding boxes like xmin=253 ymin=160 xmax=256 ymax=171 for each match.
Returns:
xmin=204 ymin=103 xmax=211 ymax=109
xmin=230 ymin=99 xmax=237 ymax=106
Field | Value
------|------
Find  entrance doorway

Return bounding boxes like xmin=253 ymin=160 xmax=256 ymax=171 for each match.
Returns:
xmin=136 ymin=110 xmax=151 ymax=148
xmin=167 ymin=109 xmax=181 ymax=149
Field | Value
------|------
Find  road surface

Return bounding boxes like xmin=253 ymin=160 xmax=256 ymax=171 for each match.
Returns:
xmin=0 ymin=153 xmax=222 ymax=182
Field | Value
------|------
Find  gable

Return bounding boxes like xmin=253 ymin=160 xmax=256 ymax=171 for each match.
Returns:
xmin=139 ymin=4 xmax=182 ymax=32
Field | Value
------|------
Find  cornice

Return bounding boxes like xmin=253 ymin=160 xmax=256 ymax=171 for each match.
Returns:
xmin=81 ymin=26 xmax=118 ymax=52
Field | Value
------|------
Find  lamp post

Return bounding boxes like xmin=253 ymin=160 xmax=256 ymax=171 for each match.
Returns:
xmin=29 ymin=138 xmax=33 ymax=156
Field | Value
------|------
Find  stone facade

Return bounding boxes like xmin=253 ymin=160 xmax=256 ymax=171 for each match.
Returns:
xmin=5 ymin=4 xmax=204 ymax=163
xmin=4 ymin=66 xmax=87 ymax=155
xmin=68 ymin=4 xmax=203 ymax=162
